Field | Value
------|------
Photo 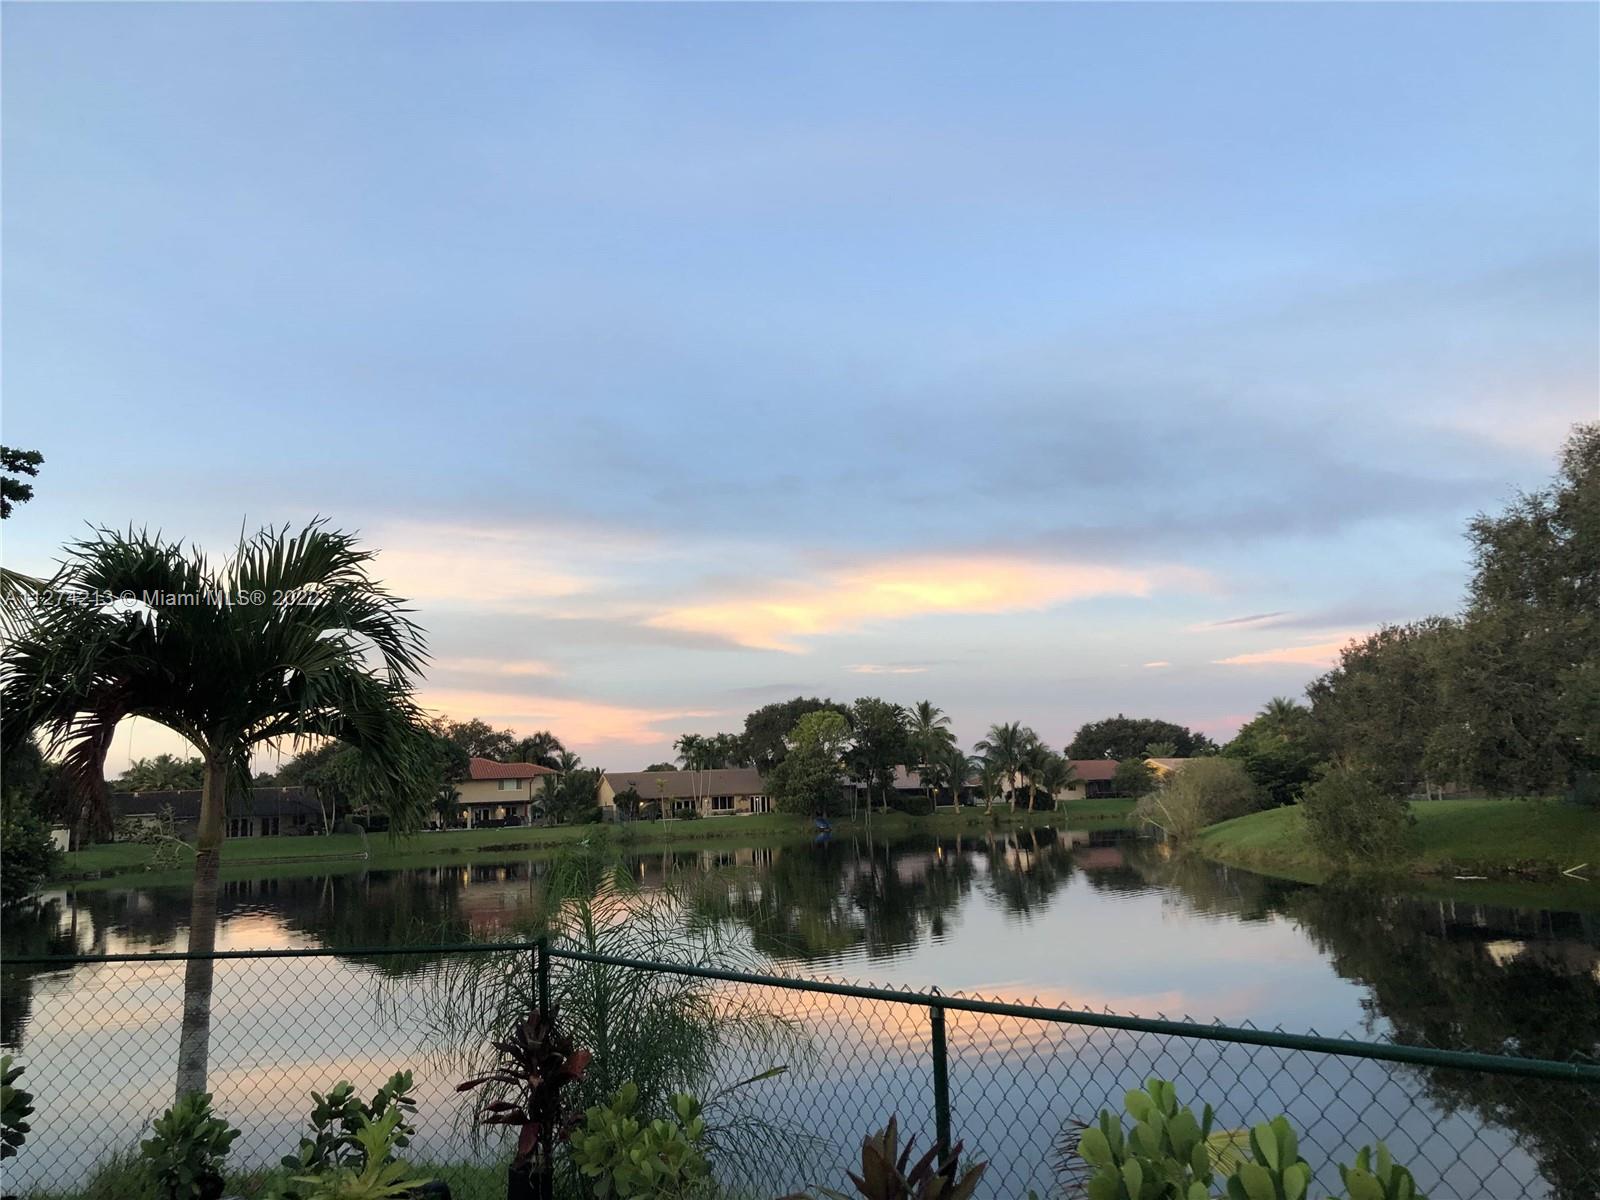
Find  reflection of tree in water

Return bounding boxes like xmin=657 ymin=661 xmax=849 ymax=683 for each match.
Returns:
xmin=1284 ymin=886 xmax=1599 ymax=1200
xmin=978 ymin=827 xmax=1074 ymax=916
xmin=693 ymin=836 xmax=977 ymax=963
xmin=1 ymin=898 xmax=78 ymax=1046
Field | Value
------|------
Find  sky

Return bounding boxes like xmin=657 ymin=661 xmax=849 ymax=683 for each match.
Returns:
xmin=4 ymin=3 xmax=1597 ymax=774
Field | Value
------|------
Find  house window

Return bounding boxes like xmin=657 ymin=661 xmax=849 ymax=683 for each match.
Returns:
xmin=711 ymin=795 xmax=734 ymax=813
xmin=498 ymin=779 xmax=521 ymax=792
xmin=474 ymin=806 xmax=492 ymax=823
xmin=260 ymin=816 xmax=281 ymax=837
xmin=227 ymin=818 xmax=251 ymax=838
xmin=672 ymin=797 xmax=697 ymax=815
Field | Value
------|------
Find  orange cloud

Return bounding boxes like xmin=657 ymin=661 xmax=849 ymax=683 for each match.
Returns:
xmin=1142 ymin=660 xmax=1171 ymax=669
xmin=1214 ymin=632 xmax=1361 ymax=667
xmin=648 ymin=555 xmax=1196 ymax=652
xmin=418 ymin=686 xmax=707 ymax=745
xmin=847 ymin=663 xmax=929 ymax=675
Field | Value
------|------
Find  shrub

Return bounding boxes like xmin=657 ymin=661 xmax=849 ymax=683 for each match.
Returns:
xmin=140 ymin=1092 xmax=240 ymax=1200
xmin=0 ymin=801 xmax=59 ymax=908
xmin=1135 ymin=759 xmax=1261 ymax=842
xmin=280 ymin=1072 xmax=417 ymax=1176
xmin=1112 ymin=759 xmax=1157 ymax=799
xmin=818 ymin=1115 xmax=986 ymax=1200
xmin=289 ymin=1108 xmax=432 ymax=1200
xmin=1299 ymin=767 xmax=1414 ymax=871
xmin=571 ymin=1082 xmax=710 ymax=1200
xmin=1 ymin=1054 xmax=32 ymax=1159
xmin=1076 ymin=1079 xmax=1429 ymax=1200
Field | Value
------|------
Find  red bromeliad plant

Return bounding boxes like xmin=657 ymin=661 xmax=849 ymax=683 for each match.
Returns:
xmin=457 ymin=1006 xmax=591 ymax=1196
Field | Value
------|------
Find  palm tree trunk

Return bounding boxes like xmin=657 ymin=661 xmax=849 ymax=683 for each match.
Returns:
xmin=176 ymin=756 xmax=226 ymax=1099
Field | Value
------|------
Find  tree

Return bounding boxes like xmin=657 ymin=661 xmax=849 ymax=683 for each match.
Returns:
xmin=846 ymin=698 xmax=909 ymax=814
xmin=0 ymin=522 xmax=441 ymax=1099
xmin=513 ymin=730 xmax=565 ymax=769
xmin=1307 ymin=619 xmax=1452 ymax=794
xmin=2 ymin=740 xmax=59 ymax=906
xmin=0 ymin=446 xmax=43 ymax=519
xmin=920 ymin=742 xmax=974 ymax=809
xmin=740 ymin=697 xmax=850 ymax=774
xmin=768 ymin=710 xmax=850 ymax=817
xmin=642 ymin=762 xmax=677 ymax=773
xmin=117 ymin=754 xmax=205 ymax=793
xmin=1037 ymin=754 xmax=1077 ymax=810
xmin=540 ymin=765 xmax=602 ymax=825
xmin=1299 ymin=767 xmax=1414 ymax=871
xmin=1135 ymin=757 xmax=1261 ymax=841
xmin=612 ymin=785 xmax=643 ymax=821
xmin=1017 ymin=735 xmax=1055 ymax=811
xmin=1112 ymin=758 xmax=1157 ymax=799
xmin=906 ymin=701 xmax=956 ymax=771
xmin=442 ymin=718 xmax=519 ymax=761
xmin=1430 ymin=424 xmax=1599 ymax=794
xmin=974 ymin=722 xmax=1032 ymax=811
xmin=1225 ymin=699 xmax=1319 ymax=807
xmin=1065 ymin=716 xmax=1218 ymax=760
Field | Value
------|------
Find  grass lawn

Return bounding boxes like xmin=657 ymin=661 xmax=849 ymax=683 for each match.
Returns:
xmin=51 ymin=806 xmax=1072 ymax=889
xmin=1198 ymin=797 xmax=1600 ymax=892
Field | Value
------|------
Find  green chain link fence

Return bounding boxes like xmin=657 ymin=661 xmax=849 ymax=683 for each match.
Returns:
xmin=2 ymin=941 xmax=1596 ymax=1199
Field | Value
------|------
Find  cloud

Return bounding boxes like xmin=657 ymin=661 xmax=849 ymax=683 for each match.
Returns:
xmin=847 ymin=663 xmax=930 ymax=675
xmin=1141 ymin=661 xmax=1170 ymax=669
xmin=418 ymin=687 xmax=708 ymax=746
xmin=647 ymin=554 xmax=1200 ymax=652
xmin=1191 ymin=612 xmax=1291 ymax=631
xmin=1213 ymin=632 xmax=1363 ymax=667
xmin=430 ymin=657 xmax=560 ymax=679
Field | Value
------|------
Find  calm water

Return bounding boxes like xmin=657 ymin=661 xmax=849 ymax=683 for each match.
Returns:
xmin=3 ymin=828 xmax=1597 ymax=1197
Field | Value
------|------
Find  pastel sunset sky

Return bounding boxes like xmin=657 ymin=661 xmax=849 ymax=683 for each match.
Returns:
xmin=4 ymin=3 xmax=1596 ymax=772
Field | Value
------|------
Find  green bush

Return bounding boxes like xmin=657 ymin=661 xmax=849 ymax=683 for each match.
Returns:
xmin=0 ymin=801 xmax=59 ymax=907
xmin=140 ymin=1092 xmax=239 ymax=1200
xmin=289 ymin=1109 xmax=432 ymax=1200
xmin=2 ymin=1054 xmax=33 ymax=1159
xmin=1076 ymin=1079 xmax=1429 ymax=1200
xmin=280 ymin=1073 xmax=417 ymax=1176
xmin=571 ymin=1081 xmax=711 ymax=1200
xmin=1298 ymin=768 xmax=1414 ymax=871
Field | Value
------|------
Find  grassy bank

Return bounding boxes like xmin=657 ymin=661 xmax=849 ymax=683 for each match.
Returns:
xmin=1198 ymin=798 xmax=1600 ymax=888
xmin=50 ymin=806 xmax=1086 ymax=890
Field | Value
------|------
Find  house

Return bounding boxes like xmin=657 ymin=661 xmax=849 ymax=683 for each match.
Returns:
xmin=111 ymin=786 xmax=324 ymax=839
xmin=456 ymin=757 xmax=559 ymax=828
xmin=1145 ymin=757 xmax=1192 ymax=782
xmin=1058 ymin=760 xmax=1120 ymax=801
xmin=598 ymin=769 xmax=771 ymax=820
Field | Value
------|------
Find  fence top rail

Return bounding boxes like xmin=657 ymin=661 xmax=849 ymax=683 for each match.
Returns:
xmin=6 ymin=940 xmax=1597 ymax=1085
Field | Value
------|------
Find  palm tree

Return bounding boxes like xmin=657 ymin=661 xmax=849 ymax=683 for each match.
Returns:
xmin=0 ymin=523 xmax=440 ymax=1099
xmin=515 ymin=730 xmax=565 ymax=769
xmin=977 ymin=758 xmax=1005 ymax=814
xmin=1019 ymin=736 xmax=1053 ymax=811
xmin=907 ymin=701 xmax=955 ymax=769
xmin=1038 ymin=754 xmax=1077 ymax=811
xmin=1258 ymin=697 xmax=1306 ymax=738
xmin=975 ymin=722 xmax=1032 ymax=811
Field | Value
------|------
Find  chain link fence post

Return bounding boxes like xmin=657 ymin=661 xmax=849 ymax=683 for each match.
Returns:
xmin=930 ymin=1000 xmax=951 ymax=1161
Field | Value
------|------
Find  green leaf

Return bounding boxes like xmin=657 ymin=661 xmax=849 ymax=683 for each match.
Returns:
xmin=1079 ymin=1126 xmax=1114 ymax=1168
xmin=1235 ymin=1162 xmax=1276 ymax=1200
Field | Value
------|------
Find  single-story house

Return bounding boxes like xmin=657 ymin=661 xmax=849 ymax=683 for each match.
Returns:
xmin=1145 ymin=757 xmax=1193 ymax=782
xmin=111 ymin=786 xmax=324 ymax=839
xmin=456 ymin=757 xmax=559 ymax=828
xmin=598 ymin=769 xmax=772 ymax=820
xmin=1058 ymin=760 xmax=1120 ymax=801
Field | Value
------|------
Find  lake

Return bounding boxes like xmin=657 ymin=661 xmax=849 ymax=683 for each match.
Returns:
xmin=3 ymin=827 xmax=1597 ymax=1198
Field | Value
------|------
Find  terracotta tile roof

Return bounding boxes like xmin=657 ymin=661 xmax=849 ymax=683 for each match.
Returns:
xmin=467 ymin=757 xmax=558 ymax=781
xmin=1067 ymin=759 xmax=1119 ymax=781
